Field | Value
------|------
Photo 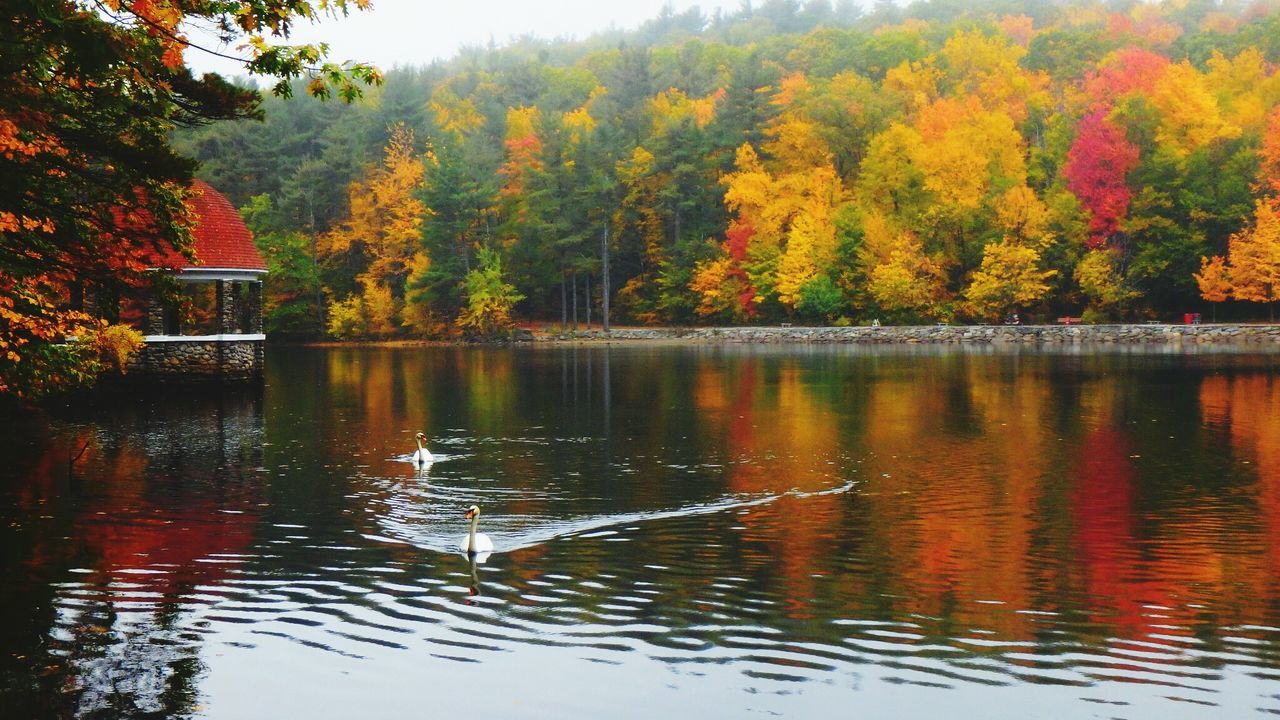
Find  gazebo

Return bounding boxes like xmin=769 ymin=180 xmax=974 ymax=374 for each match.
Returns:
xmin=130 ymin=180 xmax=268 ymax=381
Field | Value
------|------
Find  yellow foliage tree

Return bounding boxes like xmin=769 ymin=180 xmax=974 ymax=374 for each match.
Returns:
xmin=362 ymin=280 xmax=399 ymax=338
xmin=325 ymin=292 xmax=364 ymax=339
xmin=429 ymin=85 xmax=485 ymax=135
xmin=856 ymin=211 xmax=900 ymax=267
xmin=321 ymin=125 xmax=426 ymax=291
xmin=456 ymin=247 xmax=524 ymax=337
xmin=866 ymin=231 xmax=949 ymax=318
xmin=995 ymin=185 xmax=1054 ymax=247
xmin=938 ymin=29 xmax=1049 ymax=122
xmin=319 ymin=126 xmax=426 ymax=337
xmin=1075 ymin=249 xmax=1139 ymax=313
xmin=719 ymin=139 xmax=843 ymax=311
xmin=722 ymin=144 xmax=776 ymax=235
xmin=1151 ymin=61 xmax=1241 ymax=157
xmin=883 ymin=59 xmax=940 ymax=112
xmin=910 ymin=98 xmax=1025 ymax=211
xmin=1204 ymin=48 xmax=1273 ymax=132
xmin=87 ymin=322 xmax=145 ymax=375
xmin=776 ymin=210 xmax=837 ymax=307
xmin=963 ymin=240 xmax=1057 ymax=320
xmin=1225 ymin=200 xmax=1280 ymax=312
xmin=856 ymin=123 xmax=924 ymax=215
xmin=763 ymin=116 xmax=834 ymax=172
xmin=562 ymin=102 xmax=597 ymax=147
xmin=326 ymin=278 xmax=399 ymax=340
xmin=649 ymin=88 xmax=721 ymax=133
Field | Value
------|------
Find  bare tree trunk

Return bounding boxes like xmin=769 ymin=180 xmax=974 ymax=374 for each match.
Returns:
xmin=560 ymin=270 xmax=567 ymax=331
xmin=571 ymin=270 xmax=578 ymax=331
xmin=585 ymin=274 xmax=592 ymax=329
xmin=602 ymin=226 xmax=611 ymax=332
xmin=306 ymin=198 xmax=323 ymax=334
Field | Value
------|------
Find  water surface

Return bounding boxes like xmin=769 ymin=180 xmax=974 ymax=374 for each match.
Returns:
xmin=2 ymin=344 xmax=1279 ymax=718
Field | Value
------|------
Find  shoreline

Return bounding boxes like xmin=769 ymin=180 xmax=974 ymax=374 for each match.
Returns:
xmin=291 ymin=323 xmax=1280 ymax=347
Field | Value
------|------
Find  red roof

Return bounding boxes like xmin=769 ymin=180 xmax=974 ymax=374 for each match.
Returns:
xmin=184 ymin=179 xmax=267 ymax=271
xmin=141 ymin=180 xmax=267 ymax=272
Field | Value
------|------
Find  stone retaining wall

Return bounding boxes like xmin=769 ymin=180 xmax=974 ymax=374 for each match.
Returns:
xmin=565 ymin=324 xmax=1280 ymax=345
xmin=128 ymin=339 xmax=264 ymax=380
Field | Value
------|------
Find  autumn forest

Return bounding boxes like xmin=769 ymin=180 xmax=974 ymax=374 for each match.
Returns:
xmin=173 ymin=0 xmax=1280 ymax=337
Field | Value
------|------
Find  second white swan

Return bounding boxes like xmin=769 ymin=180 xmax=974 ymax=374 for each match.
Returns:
xmin=459 ymin=504 xmax=495 ymax=555
xmin=412 ymin=432 xmax=434 ymax=466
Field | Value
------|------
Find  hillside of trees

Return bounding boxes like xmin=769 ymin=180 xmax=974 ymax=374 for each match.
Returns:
xmin=174 ymin=0 xmax=1280 ymax=337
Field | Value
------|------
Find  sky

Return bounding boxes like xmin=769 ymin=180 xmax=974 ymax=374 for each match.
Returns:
xmin=184 ymin=0 xmax=717 ymax=78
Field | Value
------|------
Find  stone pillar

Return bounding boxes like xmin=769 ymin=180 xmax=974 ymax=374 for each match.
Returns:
xmin=146 ymin=297 xmax=166 ymax=335
xmin=249 ymin=282 xmax=263 ymax=333
xmin=216 ymin=280 xmax=236 ymax=335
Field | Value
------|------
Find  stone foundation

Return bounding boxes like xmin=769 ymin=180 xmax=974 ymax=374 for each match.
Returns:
xmin=128 ymin=336 xmax=265 ymax=381
xmin=567 ymin=324 xmax=1280 ymax=345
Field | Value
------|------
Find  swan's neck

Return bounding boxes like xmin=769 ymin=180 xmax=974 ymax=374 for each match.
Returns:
xmin=415 ymin=436 xmax=425 ymax=451
xmin=467 ymin=514 xmax=479 ymax=552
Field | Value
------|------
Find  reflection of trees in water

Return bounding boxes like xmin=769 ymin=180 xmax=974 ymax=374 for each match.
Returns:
xmin=42 ymin=595 xmax=203 ymax=718
xmin=308 ymin=346 xmax=1280 ymax=646
xmin=0 ymin=592 xmax=203 ymax=719
xmin=1198 ymin=372 xmax=1280 ymax=615
xmin=3 ymin=347 xmax=1279 ymax=711
xmin=0 ymin=387 xmax=263 ymax=718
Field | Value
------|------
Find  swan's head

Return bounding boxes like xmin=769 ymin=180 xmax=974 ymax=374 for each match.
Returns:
xmin=464 ymin=504 xmax=480 ymax=520
xmin=415 ymin=432 xmax=427 ymax=441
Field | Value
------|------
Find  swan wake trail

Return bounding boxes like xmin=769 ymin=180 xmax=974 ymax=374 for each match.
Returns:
xmin=371 ymin=476 xmax=861 ymax=556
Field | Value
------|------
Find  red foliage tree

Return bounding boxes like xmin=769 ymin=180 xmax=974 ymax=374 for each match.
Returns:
xmin=1063 ymin=111 xmax=1141 ymax=248
xmin=723 ymin=221 xmax=758 ymax=315
xmin=1083 ymin=47 xmax=1170 ymax=111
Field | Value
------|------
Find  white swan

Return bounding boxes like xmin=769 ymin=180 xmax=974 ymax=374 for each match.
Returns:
xmin=411 ymin=432 xmax=434 ymax=466
xmin=458 ymin=505 xmax=495 ymax=555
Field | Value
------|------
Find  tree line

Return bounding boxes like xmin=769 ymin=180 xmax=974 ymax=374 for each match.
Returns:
xmin=174 ymin=0 xmax=1280 ymax=338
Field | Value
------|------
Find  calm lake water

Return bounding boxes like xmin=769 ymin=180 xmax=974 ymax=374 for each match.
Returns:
xmin=3 ymin=343 xmax=1280 ymax=719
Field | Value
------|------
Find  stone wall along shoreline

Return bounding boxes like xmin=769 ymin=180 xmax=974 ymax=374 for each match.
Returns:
xmin=552 ymin=324 xmax=1280 ymax=345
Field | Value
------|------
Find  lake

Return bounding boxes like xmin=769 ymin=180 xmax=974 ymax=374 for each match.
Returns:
xmin=2 ymin=343 xmax=1279 ymax=718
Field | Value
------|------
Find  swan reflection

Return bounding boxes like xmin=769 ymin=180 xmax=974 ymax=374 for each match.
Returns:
xmin=467 ymin=553 xmax=484 ymax=600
